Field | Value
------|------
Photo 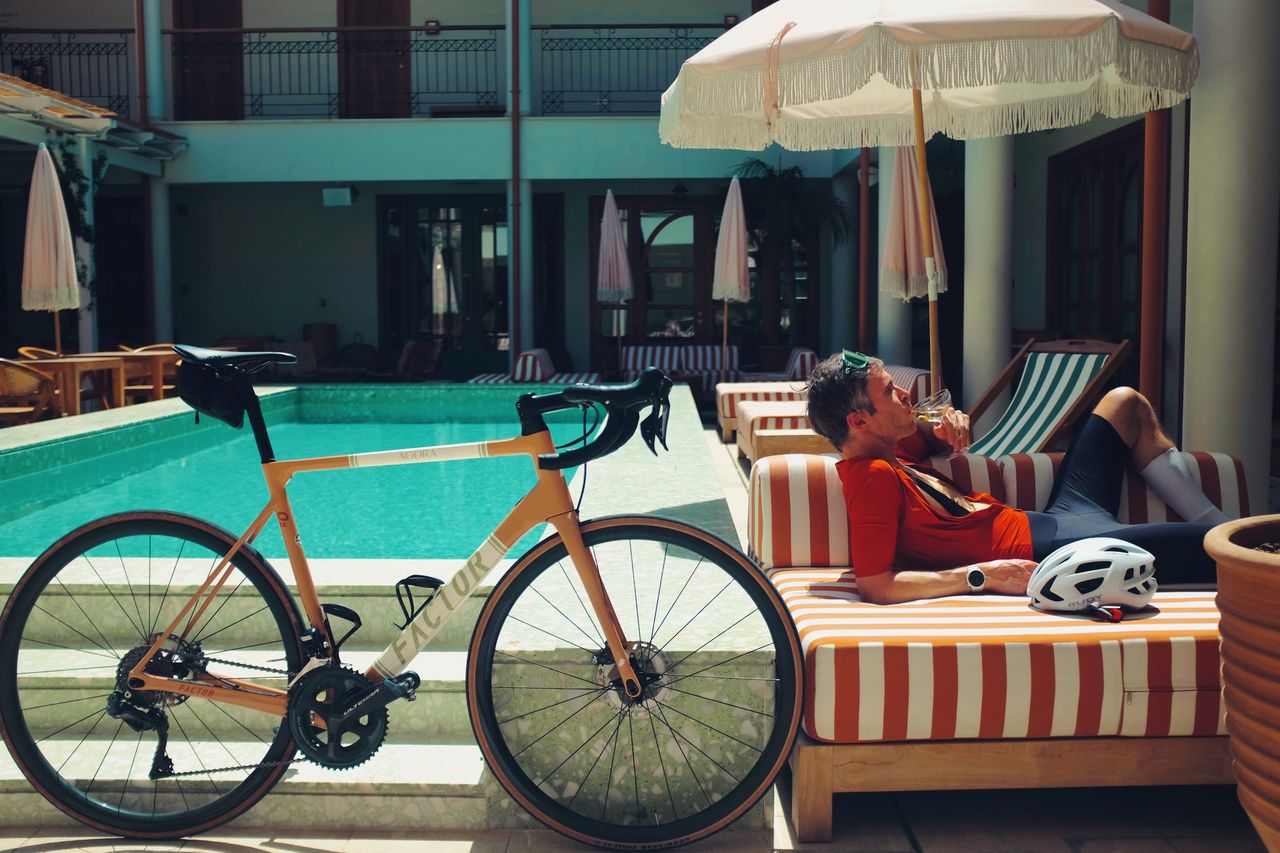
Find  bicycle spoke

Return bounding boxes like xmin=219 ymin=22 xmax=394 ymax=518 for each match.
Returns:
xmin=650 ymin=697 xmax=764 ymax=752
xmin=559 ymin=558 xmax=606 ymax=649
xmin=506 ymin=613 xmax=600 ymax=655
xmin=648 ymin=707 xmax=678 ymax=820
xmin=511 ymin=690 xmax=610 ymax=760
xmin=494 ymin=648 xmax=601 ymax=689
xmin=663 ymin=683 xmax=774 ymax=718
xmin=148 ymin=537 xmax=193 ymax=637
xmin=649 ymin=542 xmax=669 ymax=652
xmin=19 ymin=691 xmax=114 ymax=712
xmin=566 ymin=708 xmax=625 ymax=811
xmin=535 ymin=703 xmax=628 ymax=788
xmin=44 ymin=586 xmax=117 ymax=657
xmin=496 ymin=686 xmax=608 ymax=727
xmin=652 ymin=700 xmax=739 ymax=791
xmin=113 ymin=540 xmax=149 ymax=646
xmin=650 ymin=558 xmax=703 ymax=642
xmin=78 ymin=554 xmax=146 ymax=639
xmin=667 ymin=609 xmax=756 ymax=670
xmin=655 ymin=579 xmax=733 ymax=651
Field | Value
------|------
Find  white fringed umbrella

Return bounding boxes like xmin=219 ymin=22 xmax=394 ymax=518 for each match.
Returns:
xmin=596 ymin=189 xmax=633 ymax=368
xmin=22 ymin=143 xmax=80 ymax=355
xmin=660 ymin=0 xmax=1199 ymax=391
xmin=712 ymin=176 xmax=749 ymax=384
xmin=881 ymin=148 xmax=947 ymax=301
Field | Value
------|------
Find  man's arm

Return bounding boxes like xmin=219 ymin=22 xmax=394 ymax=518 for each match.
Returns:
xmin=856 ymin=559 xmax=1036 ymax=605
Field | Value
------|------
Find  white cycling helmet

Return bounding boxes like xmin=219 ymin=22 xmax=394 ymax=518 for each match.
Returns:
xmin=1029 ymin=537 xmax=1157 ymax=613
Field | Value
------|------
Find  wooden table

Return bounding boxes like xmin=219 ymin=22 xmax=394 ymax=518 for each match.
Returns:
xmin=31 ymin=356 xmax=126 ymax=416
xmin=83 ymin=351 xmax=179 ymax=402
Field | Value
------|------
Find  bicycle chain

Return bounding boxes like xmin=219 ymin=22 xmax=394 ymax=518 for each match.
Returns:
xmin=154 ymin=655 xmax=305 ymax=778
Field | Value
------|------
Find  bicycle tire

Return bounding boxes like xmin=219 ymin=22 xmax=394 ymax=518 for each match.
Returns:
xmin=467 ymin=516 xmax=802 ymax=849
xmin=0 ymin=511 xmax=306 ymax=838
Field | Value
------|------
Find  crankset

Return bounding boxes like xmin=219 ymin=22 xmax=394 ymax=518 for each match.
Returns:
xmin=286 ymin=664 xmax=419 ymax=770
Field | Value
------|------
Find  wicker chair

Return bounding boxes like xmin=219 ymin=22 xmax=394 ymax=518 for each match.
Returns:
xmin=118 ymin=343 xmax=179 ymax=400
xmin=0 ymin=359 xmax=58 ymax=425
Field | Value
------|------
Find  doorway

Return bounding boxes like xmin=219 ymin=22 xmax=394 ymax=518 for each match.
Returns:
xmin=338 ymin=0 xmax=411 ymax=119
xmin=378 ymin=196 xmax=509 ymax=378
xmin=172 ymin=0 xmax=244 ymax=120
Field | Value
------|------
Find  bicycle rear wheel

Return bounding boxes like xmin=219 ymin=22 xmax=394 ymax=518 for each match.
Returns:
xmin=468 ymin=516 xmax=802 ymax=849
xmin=0 ymin=512 xmax=305 ymax=838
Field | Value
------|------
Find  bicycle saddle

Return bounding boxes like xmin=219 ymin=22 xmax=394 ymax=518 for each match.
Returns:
xmin=173 ymin=344 xmax=297 ymax=373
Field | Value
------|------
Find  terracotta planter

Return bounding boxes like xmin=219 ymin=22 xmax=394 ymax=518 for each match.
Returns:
xmin=1207 ymin=514 xmax=1280 ymax=853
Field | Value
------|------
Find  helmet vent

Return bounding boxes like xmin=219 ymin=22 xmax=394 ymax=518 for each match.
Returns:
xmin=1038 ymin=583 xmax=1064 ymax=603
xmin=1124 ymin=567 xmax=1135 ymax=581
xmin=1076 ymin=576 xmax=1104 ymax=595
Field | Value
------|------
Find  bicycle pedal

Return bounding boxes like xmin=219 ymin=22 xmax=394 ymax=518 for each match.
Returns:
xmin=393 ymin=574 xmax=444 ymax=629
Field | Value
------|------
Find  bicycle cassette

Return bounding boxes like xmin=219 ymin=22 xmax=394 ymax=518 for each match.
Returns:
xmin=287 ymin=665 xmax=388 ymax=770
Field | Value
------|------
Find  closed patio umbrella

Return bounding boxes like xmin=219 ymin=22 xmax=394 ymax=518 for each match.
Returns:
xmin=660 ymin=0 xmax=1198 ymax=392
xmin=881 ymin=148 xmax=946 ymax=302
xmin=712 ymin=176 xmax=749 ymax=384
xmin=596 ymin=189 xmax=633 ymax=369
xmin=21 ymin=143 xmax=80 ymax=355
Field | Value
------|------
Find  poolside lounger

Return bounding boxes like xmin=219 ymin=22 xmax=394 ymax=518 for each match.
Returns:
xmin=966 ymin=338 xmax=1130 ymax=457
xmin=735 ymin=399 xmax=813 ymax=461
xmin=468 ymin=348 xmax=600 ymax=385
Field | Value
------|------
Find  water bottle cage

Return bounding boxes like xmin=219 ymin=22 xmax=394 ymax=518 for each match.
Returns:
xmin=394 ymin=574 xmax=445 ymax=629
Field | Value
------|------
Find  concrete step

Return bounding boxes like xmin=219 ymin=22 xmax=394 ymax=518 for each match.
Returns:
xmin=0 ymin=737 xmax=769 ymax=834
xmin=0 ymin=557 xmax=511 ymax=652
xmin=12 ymin=649 xmax=474 ymax=743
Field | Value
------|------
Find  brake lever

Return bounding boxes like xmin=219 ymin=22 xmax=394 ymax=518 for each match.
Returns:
xmin=639 ymin=400 xmax=670 ymax=456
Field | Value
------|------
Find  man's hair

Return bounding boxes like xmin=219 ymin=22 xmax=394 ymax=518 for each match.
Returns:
xmin=804 ymin=352 xmax=884 ymax=449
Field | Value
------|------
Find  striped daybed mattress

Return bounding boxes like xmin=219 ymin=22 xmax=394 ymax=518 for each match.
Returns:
xmin=748 ymin=451 xmax=1250 ymax=841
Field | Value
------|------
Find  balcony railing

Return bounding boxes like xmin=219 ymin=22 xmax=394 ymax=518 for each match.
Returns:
xmin=0 ymin=23 xmax=726 ymax=122
xmin=0 ymin=29 xmax=135 ymax=117
xmin=533 ymin=24 xmax=720 ymax=115
xmin=164 ymin=25 xmax=504 ymax=120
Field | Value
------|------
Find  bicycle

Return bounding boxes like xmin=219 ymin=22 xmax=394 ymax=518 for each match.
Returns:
xmin=0 ymin=344 xmax=803 ymax=850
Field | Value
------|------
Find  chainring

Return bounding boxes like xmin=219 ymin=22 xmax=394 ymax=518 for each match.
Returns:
xmin=287 ymin=665 xmax=388 ymax=770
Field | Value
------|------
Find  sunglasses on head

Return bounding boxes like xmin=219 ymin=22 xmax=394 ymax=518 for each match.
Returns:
xmin=842 ymin=349 xmax=869 ymax=375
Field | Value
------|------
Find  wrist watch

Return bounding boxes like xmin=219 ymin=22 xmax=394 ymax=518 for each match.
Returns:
xmin=966 ymin=567 xmax=986 ymax=593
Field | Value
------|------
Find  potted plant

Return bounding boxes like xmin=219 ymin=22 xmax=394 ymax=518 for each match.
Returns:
xmin=1205 ymin=514 xmax=1280 ymax=852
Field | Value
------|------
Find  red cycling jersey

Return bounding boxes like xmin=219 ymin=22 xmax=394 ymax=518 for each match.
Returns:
xmin=835 ymin=431 xmax=1032 ymax=578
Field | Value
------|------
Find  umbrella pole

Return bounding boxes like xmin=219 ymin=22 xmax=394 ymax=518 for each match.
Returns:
xmin=911 ymin=81 xmax=943 ymax=394
xmin=721 ymin=299 xmax=729 ymax=385
xmin=53 ymin=310 xmax=63 ymax=356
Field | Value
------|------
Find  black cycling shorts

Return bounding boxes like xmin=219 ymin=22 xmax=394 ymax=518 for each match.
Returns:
xmin=1024 ymin=414 xmax=1215 ymax=584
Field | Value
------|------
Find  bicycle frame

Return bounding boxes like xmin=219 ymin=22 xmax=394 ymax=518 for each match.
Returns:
xmin=125 ymin=424 xmax=644 ymax=716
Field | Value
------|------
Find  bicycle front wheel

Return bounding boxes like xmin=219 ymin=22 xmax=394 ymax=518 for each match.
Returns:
xmin=468 ymin=516 xmax=802 ymax=849
xmin=0 ymin=512 xmax=305 ymax=838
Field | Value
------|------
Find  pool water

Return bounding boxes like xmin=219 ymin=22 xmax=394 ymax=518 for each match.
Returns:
xmin=0 ymin=421 xmax=584 ymax=560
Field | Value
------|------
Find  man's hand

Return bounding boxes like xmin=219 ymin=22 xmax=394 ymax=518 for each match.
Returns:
xmin=933 ymin=406 xmax=971 ymax=452
xmin=974 ymin=559 xmax=1037 ymax=595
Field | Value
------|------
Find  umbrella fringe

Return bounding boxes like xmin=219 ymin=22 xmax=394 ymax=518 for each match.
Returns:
xmin=661 ymin=17 xmax=1197 ymax=150
xmin=880 ymin=269 xmax=947 ymax=303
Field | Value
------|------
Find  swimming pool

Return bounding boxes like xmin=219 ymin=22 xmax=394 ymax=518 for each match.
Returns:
xmin=0 ymin=386 xmax=586 ymax=560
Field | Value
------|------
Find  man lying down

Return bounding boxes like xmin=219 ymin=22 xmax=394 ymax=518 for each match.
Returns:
xmin=803 ymin=350 xmax=1230 ymax=606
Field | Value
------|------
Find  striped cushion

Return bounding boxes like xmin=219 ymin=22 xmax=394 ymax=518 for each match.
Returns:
xmin=547 ymin=372 xmax=600 ymax=385
xmin=769 ymin=572 xmax=1225 ymax=744
xmin=466 ymin=372 xmax=511 ymax=385
xmin=883 ymin=364 xmax=931 ymax=404
xmin=967 ymin=351 xmax=1109 ymax=457
xmin=736 ymin=400 xmax=810 ymax=459
xmin=681 ymin=344 xmax=739 ymax=373
xmin=1000 ymin=451 xmax=1250 ymax=520
xmin=511 ymin=349 xmax=555 ymax=382
xmin=621 ymin=345 xmax=683 ymax=378
xmin=787 ymin=348 xmax=819 ymax=380
xmin=716 ymin=381 xmax=806 ymax=422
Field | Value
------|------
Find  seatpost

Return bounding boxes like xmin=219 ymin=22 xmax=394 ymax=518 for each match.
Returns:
xmin=236 ymin=377 xmax=276 ymax=464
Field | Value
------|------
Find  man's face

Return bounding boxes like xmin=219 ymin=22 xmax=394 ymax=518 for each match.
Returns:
xmin=851 ymin=366 xmax=916 ymax=441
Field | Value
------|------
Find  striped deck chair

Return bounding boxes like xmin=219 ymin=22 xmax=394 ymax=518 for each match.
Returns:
xmin=681 ymin=344 xmax=742 ymax=393
xmin=966 ymin=338 xmax=1131 ymax=457
xmin=620 ymin=344 xmax=683 ymax=381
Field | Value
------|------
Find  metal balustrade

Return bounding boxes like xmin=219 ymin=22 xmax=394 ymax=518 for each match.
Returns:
xmin=0 ymin=29 xmax=135 ymax=117
xmin=534 ymin=25 xmax=720 ymax=115
xmin=0 ymin=23 xmax=726 ymax=120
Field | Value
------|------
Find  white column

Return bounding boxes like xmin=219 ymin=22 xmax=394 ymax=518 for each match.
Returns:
xmin=143 ymin=0 xmax=165 ymax=120
xmin=1183 ymin=2 xmax=1280 ymax=515
xmin=506 ymin=0 xmax=533 ymax=361
xmin=876 ymin=147 xmax=912 ymax=365
xmin=75 ymin=137 xmax=98 ymax=353
xmin=149 ymin=179 xmax=173 ymax=341
xmin=962 ymin=136 xmax=1014 ymax=428
xmin=828 ymin=170 xmax=856 ymax=353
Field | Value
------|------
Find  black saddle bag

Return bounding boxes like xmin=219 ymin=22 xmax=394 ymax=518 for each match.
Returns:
xmin=177 ymin=361 xmax=247 ymax=428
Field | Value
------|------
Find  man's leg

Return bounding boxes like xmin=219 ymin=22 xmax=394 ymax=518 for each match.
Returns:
xmin=1093 ymin=387 xmax=1228 ymax=524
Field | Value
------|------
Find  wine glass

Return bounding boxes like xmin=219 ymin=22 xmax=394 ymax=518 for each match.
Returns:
xmin=912 ymin=388 xmax=952 ymax=423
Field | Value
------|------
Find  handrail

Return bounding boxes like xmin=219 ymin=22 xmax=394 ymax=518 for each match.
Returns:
xmin=531 ymin=23 xmax=728 ymax=30
xmin=161 ymin=25 xmax=503 ymax=35
xmin=0 ymin=28 xmax=132 ymax=35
